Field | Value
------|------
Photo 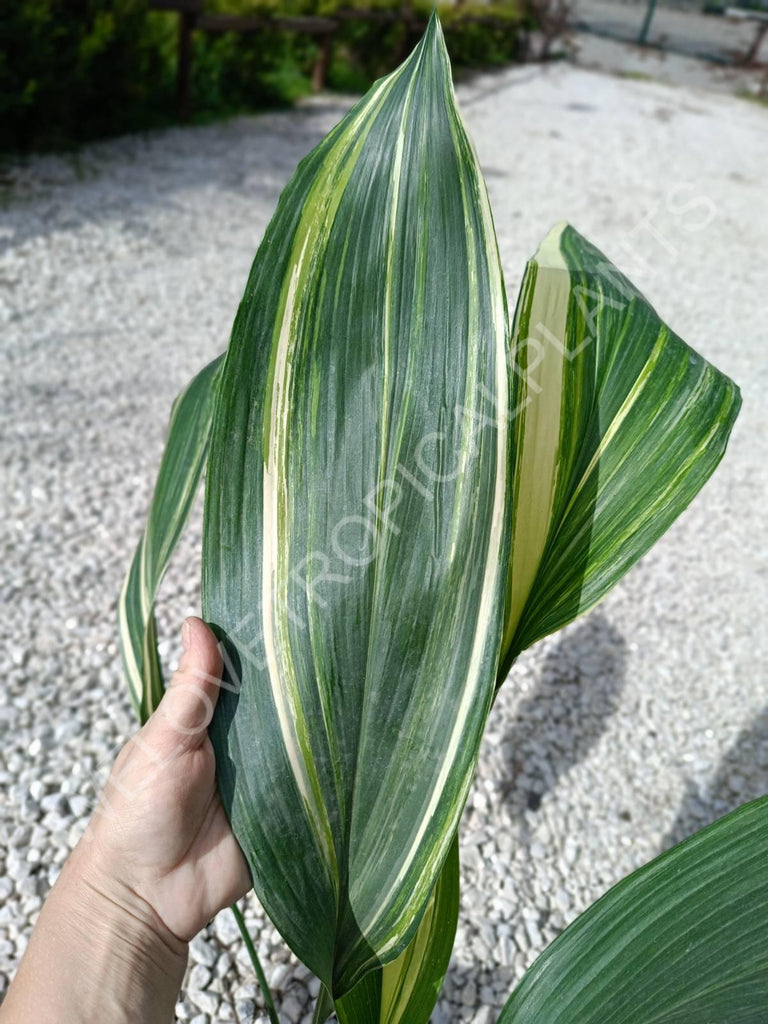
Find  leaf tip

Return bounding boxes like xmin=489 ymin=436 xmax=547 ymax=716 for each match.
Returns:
xmin=534 ymin=220 xmax=571 ymax=267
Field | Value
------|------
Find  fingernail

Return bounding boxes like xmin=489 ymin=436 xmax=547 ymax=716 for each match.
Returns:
xmin=181 ymin=619 xmax=192 ymax=652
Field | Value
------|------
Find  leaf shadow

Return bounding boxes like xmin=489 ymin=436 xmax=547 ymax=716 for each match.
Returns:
xmin=499 ymin=612 xmax=628 ymax=817
xmin=435 ymin=614 xmax=628 ymax=1021
xmin=664 ymin=704 xmax=768 ymax=850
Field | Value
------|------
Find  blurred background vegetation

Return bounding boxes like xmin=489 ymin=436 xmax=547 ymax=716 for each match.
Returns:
xmin=0 ymin=0 xmax=531 ymax=153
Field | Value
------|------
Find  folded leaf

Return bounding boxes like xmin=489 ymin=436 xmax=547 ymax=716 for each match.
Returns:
xmin=499 ymin=223 xmax=740 ymax=675
xmin=203 ymin=14 xmax=510 ymax=997
xmin=498 ymin=795 xmax=768 ymax=1023
xmin=118 ymin=355 xmax=223 ymax=722
xmin=335 ymin=837 xmax=459 ymax=1024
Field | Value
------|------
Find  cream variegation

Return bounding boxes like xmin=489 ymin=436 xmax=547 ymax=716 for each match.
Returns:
xmin=202 ymin=13 xmax=510 ymax=998
xmin=499 ymin=222 xmax=740 ymax=676
xmin=334 ymin=837 xmax=459 ymax=1024
xmin=117 ymin=20 xmax=742 ymax=1024
xmin=118 ymin=354 xmax=222 ymax=722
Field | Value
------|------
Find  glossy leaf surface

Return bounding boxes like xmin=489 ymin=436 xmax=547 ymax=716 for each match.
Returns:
xmin=499 ymin=796 xmax=768 ymax=1023
xmin=499 ymin=223 xmax=740 ymax=675
xmin=335 ymin=837 xmax=459 ymax=1024
xmin=118 ymin=355 xmax=222 ymax=721
xmin=202 ymin=15 xmax=510 ymax=996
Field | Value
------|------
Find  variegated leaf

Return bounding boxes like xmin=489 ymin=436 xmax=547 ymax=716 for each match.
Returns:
xmin=203 ymin=14 xmax=510 ymax=998
xmin=498 ymin=796 xmax=768 ymax=1023
xmin=118 ymin=354 xmax=222 ymax=722
xmin=499 ymin=223 xmax=740 ymax=676
xmin=334 ymin=837 xmax=460 ymax=1024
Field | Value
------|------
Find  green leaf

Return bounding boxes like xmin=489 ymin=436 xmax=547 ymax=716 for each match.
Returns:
xmin=203 ymin=13 xmax=510 ymax=998
xmin=499 ymin=223 xmax=740 ymax=674
xmin=498 ymin=795 xmax=768 ymax=1023
xmin=335 ymin=836 xmax=459 ymax=1024
xmin=312 ymin=986 xmax=335 ymax=1024
xmin=118 ymin=354 xmax=222 ymax=722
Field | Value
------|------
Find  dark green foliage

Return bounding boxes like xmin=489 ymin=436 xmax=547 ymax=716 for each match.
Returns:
xmin=1 ymin=0 xmax=524 ymax=153
xmin=191 ymin=29 xmax=316 ymax=113
xmin=0 ymin=0 xmax=177 ymax=151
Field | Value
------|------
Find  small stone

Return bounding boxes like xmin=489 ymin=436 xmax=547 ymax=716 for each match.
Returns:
xmin=17 ymin=874 xmax=40 ymax=898
xmin=7 ymin=852 xmax=30 ymax=882
xmin=10 ymin=647 xmax=26 ymax=667
xmin=10 ymin=825 xmax=31 ymax=848
xmin=39 ymin=792 xmax=69 ymax=816
xmin=214 ymin=908 xmax=242 ymax=946
xmin=554 ymin=887 xmax=571 ymax=911
xmin=190 ymin=935 xmax=218 ymax=968
xmin=269 ymin=963 xmax=290 ymax=989
xmin=19 ymin=798 xmax=40 ymax=821
xmin=234 ymin=983 xmax=259 ymax=1002
xmin=69 ymin=795 xmax=90 ymax=817
xmin=431 ymin=1003 xmax=451 ymax=1024
xmin=235 ymin=997 xmax=257 ymax=1022
xmin=281 ymin=995 xmax=303 ymax=1020
xmin=27 ymin=781 xmax=45 ymax=802
xmin=188 ymin=962 xmax=212 ymax=991
xmin=524 ymin=917 xmax=542 ymax=949
xmin=189 ymin=988 xmax=220 ymax=1014
xmin=28 ymin=736 xmax=52 ymax=757
xmin=215 ymin=950 xmax=234 ymax=977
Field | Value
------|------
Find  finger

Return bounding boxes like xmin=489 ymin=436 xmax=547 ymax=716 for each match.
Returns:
xmin=154 ymin=617 xmax=224 ymax=750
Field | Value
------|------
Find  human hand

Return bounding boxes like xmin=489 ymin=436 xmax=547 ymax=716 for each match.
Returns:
xmin=86 ymin=615 xmax=251 ymax=941
xmin=0 ymin=617 xmax=251 ymax=1024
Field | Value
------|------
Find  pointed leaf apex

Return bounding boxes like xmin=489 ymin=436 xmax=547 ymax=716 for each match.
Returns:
xmin=533 ymin=221 xmax=570 ymax=268
xmin=416 ymin=9 xmax=450 ymax=73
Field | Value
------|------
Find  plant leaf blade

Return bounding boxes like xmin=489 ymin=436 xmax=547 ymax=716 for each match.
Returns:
xmin=335 ymin=837 xmax=460 ymax=1024
xmin=118 ymin=354 xmax=223 ymax=721
xmin=203 ymin=15 xmax=510 ymax=996
xmin=498 ymin=796 xmax=768 ymax=1024
xmin=500 ymin=223 xmax=741 ymax=673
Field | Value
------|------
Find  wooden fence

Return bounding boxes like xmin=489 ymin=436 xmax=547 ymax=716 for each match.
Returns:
xmin=149 ymin=0 xmax=521 ymax=118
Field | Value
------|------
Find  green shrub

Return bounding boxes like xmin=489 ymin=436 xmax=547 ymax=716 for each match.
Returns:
xmin=0 ymin=0 xmax=524 ymax=153
xmin=0 ymin=0 xmax=177 ymax=151
xmin=192 ymin=29 xmax=316 ymax=114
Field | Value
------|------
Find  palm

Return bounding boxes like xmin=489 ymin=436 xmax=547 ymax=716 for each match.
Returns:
xmin=94 ymin=620 xmax=251 ymax=941
xmin=126 ymin=737 xmax=250 ymax=941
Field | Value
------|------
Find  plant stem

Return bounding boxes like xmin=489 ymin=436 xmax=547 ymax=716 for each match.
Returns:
xmin=312 ymin=985 xmax=335 ymax=1023
xmin=230 ymin=903 xmax=280 ymax=1024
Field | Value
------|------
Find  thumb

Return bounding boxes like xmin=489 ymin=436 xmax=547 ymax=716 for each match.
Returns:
xmin=153 ymin=617 xmax=224 ymax=751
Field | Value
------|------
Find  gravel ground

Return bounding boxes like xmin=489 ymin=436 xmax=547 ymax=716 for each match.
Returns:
xmin=1 ymin=59 xmax=767 ymax=1023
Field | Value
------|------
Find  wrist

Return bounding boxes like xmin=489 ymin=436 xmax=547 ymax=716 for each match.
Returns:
xmin=3 ymin=836 xmax=188 ymax=1024
xmin=63 ymin=838 xmax=189 ymax=1016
